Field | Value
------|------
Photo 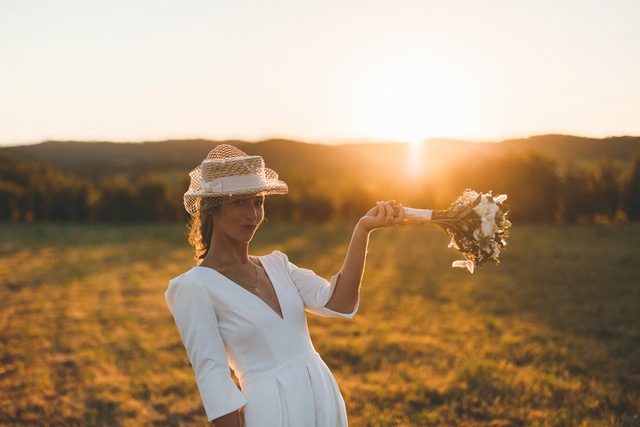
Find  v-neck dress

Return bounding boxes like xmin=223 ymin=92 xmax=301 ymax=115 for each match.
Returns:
xmin=165 ymin=250 xmax=359 ymax=426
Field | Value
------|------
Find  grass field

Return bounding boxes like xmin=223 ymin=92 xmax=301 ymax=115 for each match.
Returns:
xmin=1 ymin=222 xmax=639 ymax=426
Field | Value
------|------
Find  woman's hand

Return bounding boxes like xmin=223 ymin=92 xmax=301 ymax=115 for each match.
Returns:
xmin=358 ymin=200 xmax=418 ymax=233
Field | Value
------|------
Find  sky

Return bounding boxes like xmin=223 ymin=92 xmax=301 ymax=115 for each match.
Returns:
xmin=1 ymin=0 xmax=639 ymax=146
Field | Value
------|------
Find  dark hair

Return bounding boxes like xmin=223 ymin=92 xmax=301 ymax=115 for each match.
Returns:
xmin=187 ymin=198 xmax=219 ymax=262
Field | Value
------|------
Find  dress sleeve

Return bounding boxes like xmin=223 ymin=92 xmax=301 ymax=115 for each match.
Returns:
xmin=165 ymin=275 xmax=248 ymax=421
xmin=273 ymin=251 xmax=359 ymax=319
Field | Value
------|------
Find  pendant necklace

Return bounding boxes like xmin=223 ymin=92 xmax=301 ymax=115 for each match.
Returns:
xmin=249 ymin=261 xmax=261 ymax=296
xmin=215 ymin=259 xmax=261 ymax=296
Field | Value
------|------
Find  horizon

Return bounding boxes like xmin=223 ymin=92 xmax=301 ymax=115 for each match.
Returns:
xmin=1 ymin=1 xmax=639 ymax=147
xmin=3 ymin=133 xmax=640 ymax=151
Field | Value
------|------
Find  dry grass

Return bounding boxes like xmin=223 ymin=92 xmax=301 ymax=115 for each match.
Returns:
xmin=1 ymin=222 xmax=639 ymax=426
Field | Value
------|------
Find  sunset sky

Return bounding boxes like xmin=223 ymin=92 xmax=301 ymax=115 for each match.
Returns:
xmin=1 ymin=0 xmax=639 ymax=146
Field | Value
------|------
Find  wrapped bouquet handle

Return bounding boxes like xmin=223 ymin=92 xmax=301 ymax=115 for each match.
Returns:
xmin=385 ymin=189 xmax=511 ymax=273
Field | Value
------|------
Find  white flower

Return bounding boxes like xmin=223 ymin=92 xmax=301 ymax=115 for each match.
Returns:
xmin=480 ymin=217 xmax=497 ymax=237
xmin=474 ymin=198 xmax=499 ymax=220
xmin=452 ymin=259 xmax=475 ymax=273
xmin=488 ymin=203 xmax=499 ymax=219
xmin=494 ymin=194 xmax=508 ymax=204
xmin=465 ymin=190 xmax=479 ymax=201
xmin=448 ymin=237 xmax=460 ymax=250
xmin=474 ymin=197 xmax=490 ymax=217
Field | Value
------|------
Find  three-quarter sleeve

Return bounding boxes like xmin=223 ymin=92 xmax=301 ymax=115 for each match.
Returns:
xmin=165 ymin=276 xmax=248 ymax=421
xmin=273 ymin=251 xmax=359 ymax=318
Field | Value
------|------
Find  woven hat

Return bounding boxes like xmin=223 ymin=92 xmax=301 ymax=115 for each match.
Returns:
xmin=184 ymin=144 xmax=288 ymax=216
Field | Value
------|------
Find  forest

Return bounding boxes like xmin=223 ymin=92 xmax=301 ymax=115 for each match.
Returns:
xmin=1 ymin=135 xmax=639 ymax=224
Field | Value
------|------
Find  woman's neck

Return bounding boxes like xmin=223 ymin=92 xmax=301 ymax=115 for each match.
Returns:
xmin=202 ymin=236 xmax=251 ymax=268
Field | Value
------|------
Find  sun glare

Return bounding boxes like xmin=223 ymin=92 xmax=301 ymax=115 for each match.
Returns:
xmin=407 ymin=138 xmax=425 ymax=179
xmin=352 ymin=58 xmax=475 ymax=143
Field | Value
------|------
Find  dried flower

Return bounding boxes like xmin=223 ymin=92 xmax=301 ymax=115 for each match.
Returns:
xmin=404 ymin=189 xmax=511 ymax=273
xmin=452 ymin=259 xmax=475 ymax=274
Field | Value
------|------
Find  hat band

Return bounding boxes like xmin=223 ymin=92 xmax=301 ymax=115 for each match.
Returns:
xmin=201 ymin=173 xmax=268 ymax=195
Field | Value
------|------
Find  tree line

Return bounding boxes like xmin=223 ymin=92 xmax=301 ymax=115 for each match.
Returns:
xmin=1 ymin=150 xmax=639 ymax=224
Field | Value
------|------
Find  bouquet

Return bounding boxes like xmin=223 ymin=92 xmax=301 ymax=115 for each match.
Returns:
xmin=399 ymin=189 xmax=511 ymax=273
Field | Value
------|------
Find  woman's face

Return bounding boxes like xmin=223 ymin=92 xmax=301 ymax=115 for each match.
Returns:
xmin=212 ymin=195 xmax=265 ymax=243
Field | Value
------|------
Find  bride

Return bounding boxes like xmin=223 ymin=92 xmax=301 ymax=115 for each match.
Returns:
xmin=165 ymin=144 xmax=413 ymax=426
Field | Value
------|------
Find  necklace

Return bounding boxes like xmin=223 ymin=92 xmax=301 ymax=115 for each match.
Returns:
xmin=209 ymin=258 xmax=261 ymax=296
xmin=249 ymin=261 xmax=261 ymax=296
xmin=233 ymin=260 xmax=260 ymax=296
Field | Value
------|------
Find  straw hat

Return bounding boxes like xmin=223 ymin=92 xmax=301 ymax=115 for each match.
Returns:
xmin=184 ymin=144 xmax=288 ymax=216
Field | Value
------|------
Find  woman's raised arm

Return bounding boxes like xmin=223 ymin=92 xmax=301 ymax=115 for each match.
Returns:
xmin=325 ymin=200 xmax=411 ymax=313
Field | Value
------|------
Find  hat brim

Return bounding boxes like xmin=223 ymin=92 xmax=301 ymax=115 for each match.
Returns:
xmin=183 ymin=181 xmax=288 ymax=216
xmin=184 ymin=182 xmax=288 ymax=199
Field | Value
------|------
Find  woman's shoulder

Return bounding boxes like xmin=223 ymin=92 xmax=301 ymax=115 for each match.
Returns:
xmin=168 ymin=266 xmax=215 ymax=290
xmin=260 ymin=249 xmax=286 ymax=261
xmin=259 ymin=250 xmax=292 ymax=268
xmin=166 ymin=267 xmax=215 ymax=312
xmin=165 ymin=266 xmax=230 ymax=307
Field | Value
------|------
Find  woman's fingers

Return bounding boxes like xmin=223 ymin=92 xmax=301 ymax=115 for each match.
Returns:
xmin=385 ymin=201 xmax=395 ymax=219
xmin=393 ymin=203 xmax=406 ymax=223
xmin=361 ymin=200 xmax=418 ymax=231
xmin=375 ymin=201 xmax=394 ymax=221
xmin=375 ymin=201 xmax=384 ymax=219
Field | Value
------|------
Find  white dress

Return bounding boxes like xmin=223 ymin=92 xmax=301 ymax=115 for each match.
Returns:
xmin=165 ymin=250 xmax=358 ymax=426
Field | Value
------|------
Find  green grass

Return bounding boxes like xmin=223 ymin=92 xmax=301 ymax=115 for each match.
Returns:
xmin=1 ymin=222 xmax=639 ymax=426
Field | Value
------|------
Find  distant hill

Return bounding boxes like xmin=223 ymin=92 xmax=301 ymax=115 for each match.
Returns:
xmin=1 ymin=135 xmax=639 ymax=181
xmin=2 ymin=135 xmax=639 ymax=223
xmin=492 ymin=135 xmax=640 ymax=163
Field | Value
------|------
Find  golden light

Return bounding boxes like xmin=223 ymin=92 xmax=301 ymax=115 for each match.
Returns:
xmin=352 ymin=58 xmax=475 ymax=143
xmin=406 ymin=138 xmax=425 ymax=180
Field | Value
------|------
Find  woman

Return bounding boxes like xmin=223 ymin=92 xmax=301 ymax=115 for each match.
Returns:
xmin=165 ymin=144 xmax=411 ymax=426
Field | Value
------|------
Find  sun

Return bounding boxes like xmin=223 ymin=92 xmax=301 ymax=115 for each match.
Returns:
xmin=351 ymin=58 xmax=476 ymax=143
